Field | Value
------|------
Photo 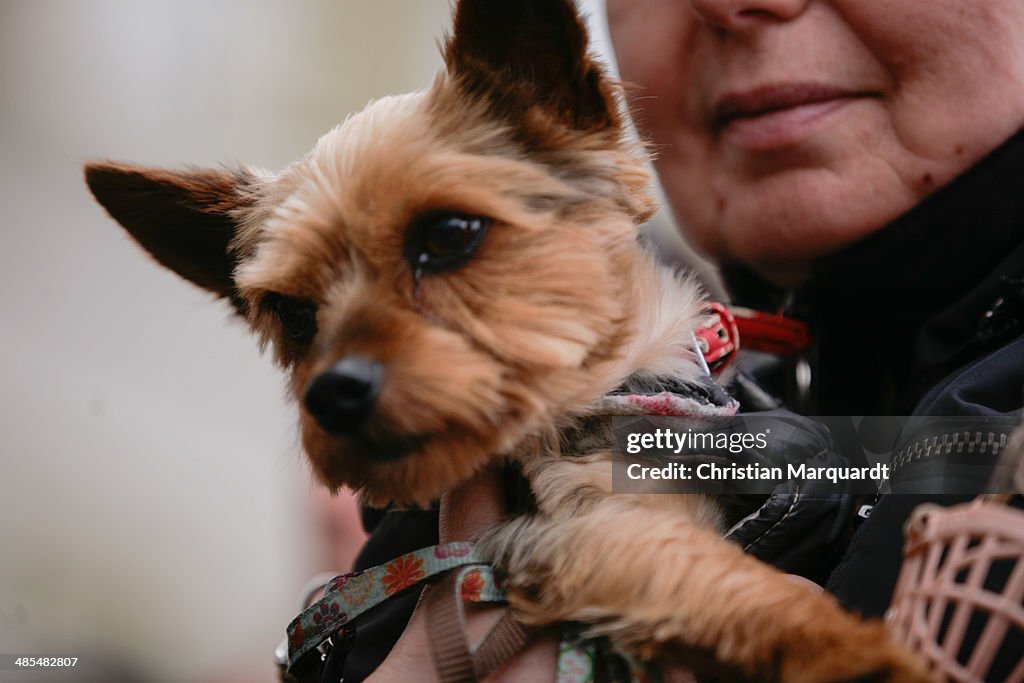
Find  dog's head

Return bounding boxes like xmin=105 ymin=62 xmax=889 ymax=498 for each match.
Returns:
xmin=85 ymin=0 xmax=656 ymax=506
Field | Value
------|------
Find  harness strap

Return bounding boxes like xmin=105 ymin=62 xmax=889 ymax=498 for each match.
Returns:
xmin=424 ymin=572 xmax=476 ymax=683
xmin=280 ymin=542 xmax=660 ymax=682
xmin=473 ymin=612 xmax=531 ymax=679
xmin=424 ymin=570 xmax=532 ymax=683
xmin=285 ymin=542 xmax=483 ymax=669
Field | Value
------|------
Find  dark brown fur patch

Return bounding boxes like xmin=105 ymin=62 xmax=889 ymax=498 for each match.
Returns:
xmin=444 ymin=0 xmax=620 ymax=133
xmin=84 ymin=161 xmax=256 ymax=301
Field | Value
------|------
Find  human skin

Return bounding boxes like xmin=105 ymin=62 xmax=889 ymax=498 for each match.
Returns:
xmin=606 ymin=0 xmax=1024 ymax=285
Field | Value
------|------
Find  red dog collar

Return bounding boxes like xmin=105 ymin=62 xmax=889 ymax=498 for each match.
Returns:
xmin=696 ymin=303 xmax=813 ymax=376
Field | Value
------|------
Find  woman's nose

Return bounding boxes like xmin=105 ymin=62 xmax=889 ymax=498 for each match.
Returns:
xmin=687 ymin=0 xmax=810 ymax=31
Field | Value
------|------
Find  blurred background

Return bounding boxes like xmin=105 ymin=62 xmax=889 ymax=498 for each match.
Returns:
xmin=0 ymin=1 xmax=711 ymax=681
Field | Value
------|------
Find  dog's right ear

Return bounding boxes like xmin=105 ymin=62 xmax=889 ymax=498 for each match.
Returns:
xmin=85 ymin=162 xmax=257 ymax=306
xmin=445 ymin=0 xmax=619 ymax=132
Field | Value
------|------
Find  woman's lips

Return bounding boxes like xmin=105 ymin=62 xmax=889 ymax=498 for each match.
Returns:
xmin=713 ymin=83 xmax=869 ymax=151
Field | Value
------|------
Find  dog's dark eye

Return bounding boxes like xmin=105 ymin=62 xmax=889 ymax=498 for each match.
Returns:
xmin=406 ymin=212 xmax=491 ymax=274
xmin=267 ymin=294 xmax=318 ymax=344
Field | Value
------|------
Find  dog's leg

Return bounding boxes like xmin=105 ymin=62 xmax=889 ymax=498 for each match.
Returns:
xmin=479 ymin=454 xmax=933 ymax=683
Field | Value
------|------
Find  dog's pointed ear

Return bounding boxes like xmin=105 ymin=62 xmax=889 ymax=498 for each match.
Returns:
xmin=444 ymin=0 xmax=619 ymax=131
xmin=84 ymin=161 xmax=257 ymax=305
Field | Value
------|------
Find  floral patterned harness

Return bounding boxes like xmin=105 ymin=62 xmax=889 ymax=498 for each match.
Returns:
xmin=278 ymin=541 xmax=658 ymax=683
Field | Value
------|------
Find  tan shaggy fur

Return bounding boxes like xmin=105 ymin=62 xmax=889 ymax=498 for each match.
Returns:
xmin=84 ymin=1 xmax=935 ymax=680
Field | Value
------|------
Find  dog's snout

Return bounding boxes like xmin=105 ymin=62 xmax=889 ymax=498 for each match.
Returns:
xmin=304 ymin=356 xmax=384 ymax=435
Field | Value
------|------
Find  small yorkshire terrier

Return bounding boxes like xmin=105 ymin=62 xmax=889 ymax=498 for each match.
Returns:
xmin=86 ymin=1 xmax=932 ymax=680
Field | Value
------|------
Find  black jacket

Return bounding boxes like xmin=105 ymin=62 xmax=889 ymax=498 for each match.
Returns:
xmin=727 ymin=128 xmax=1024 ymax=678
xmin=726 ymin=127 xmax=1024 ymax=615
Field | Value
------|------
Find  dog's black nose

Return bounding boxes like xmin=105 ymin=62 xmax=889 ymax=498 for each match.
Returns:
xmin=304 ymin=356 xmax=384 ymax=435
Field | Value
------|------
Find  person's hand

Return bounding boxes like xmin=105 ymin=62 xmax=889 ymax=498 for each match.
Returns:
xmin=366 ymin=466 xmax=559 ymax=682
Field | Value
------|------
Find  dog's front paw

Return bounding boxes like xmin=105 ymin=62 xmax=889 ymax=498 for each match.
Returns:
xmin=776 ymin=621 xmax=936 ymax=683
xmin=474 ymin=515 xmax=574 ymax=626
